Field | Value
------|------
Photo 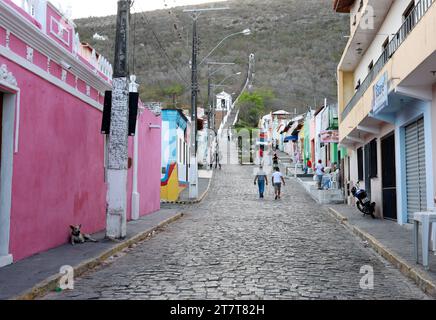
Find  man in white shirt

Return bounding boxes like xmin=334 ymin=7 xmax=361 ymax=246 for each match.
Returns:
xmin=272 ymin=167 xmax=286 ymax=200
xmin=315 ymin=160 xmax=325 ymax=190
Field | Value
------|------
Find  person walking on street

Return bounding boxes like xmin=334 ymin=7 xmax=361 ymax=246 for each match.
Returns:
xmin=215 ymin=149 xmax=222 ymax=170
xmin=273 ymin=153 xmax=279 ymax=168
xmin=315 ymin=160 xmax=325 ymax=190
xmin=254 ymin=166 xmax=268 ymax=199
xmin=304 ymin=159 xmax=312 ymax=175
xmin=272 ymin=167 xmax=286 ymax=200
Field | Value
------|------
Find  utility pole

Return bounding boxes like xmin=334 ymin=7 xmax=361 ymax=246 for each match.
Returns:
xmin=184 ymin=7 xmax=229 ymax=199
xmin=106 ymin=0 xmax=131 ymax=239
xmin=188 ymin=14 xmax=199 ymax=199
xmin=207 ymin=66 xmax=212 ymax=130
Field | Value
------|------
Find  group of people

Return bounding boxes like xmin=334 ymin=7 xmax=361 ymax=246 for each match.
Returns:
xmin=312 ymin=160 xmax=340 ymax=190
xmin=254 ymin=165 xmax=286 ymax=201
xmin=254 ymin=149 xmax=343 ymax=200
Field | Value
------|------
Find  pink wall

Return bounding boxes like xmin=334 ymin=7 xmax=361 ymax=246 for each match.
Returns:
xmin=3 ymin=55 xmax=162 ymax=261
xmin=1 ymin=5 xmax=107 ymax=105
xmin=1 ymin=6 xmax=162 ymax=261
xmin=127 ymin=139 xmax=133 ymax=221
xmin=46 ymin=5 xmax=73 ymax=52
xmin=1 ymin=56 xmax=107 ymax=261
xmin=0 ymin=27 xmax=6 ymax=46
xmin=4 ymin=0 xmax=42 ymax=29
xmin=125 ymin=109 xmax=162 ymax=220
xmin=33 ymin=48 xmax=48 ymax=71
xmin=137 ymin=109 xmax=161 ymax=216
xmin=9 ymin=33 xmax=27 ymax=58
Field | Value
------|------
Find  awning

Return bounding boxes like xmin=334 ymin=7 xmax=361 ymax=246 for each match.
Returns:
xmin=281 ymin=121 xmax=294 ymax=134
xmin=284 ymin=135 xmax=299 ymax=143
xmin=291 ymin=123 xmax=303 ymax=137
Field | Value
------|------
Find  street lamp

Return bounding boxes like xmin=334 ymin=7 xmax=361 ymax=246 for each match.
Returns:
xmin=199 ymin=29 xmax=252 ymax=67
xmin=216 ymin=72 xmax=242 ymax=86
xmin=184 ymin=7 xmax=233 ymax=199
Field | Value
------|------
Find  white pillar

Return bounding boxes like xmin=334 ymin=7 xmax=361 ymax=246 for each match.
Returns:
xmin=106 ymin=77 xmax=129 ymax=239
xmin=189 ymin=155 xmax=199 ymax=199
xmin=130 ymin=75 xmax=140 ymax=221
xmin=189 ymin=119 xmax=199 ymax=199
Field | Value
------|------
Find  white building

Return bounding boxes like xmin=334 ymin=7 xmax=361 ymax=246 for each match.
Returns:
xmin=216 ymin=91 xmax=233 ymax=111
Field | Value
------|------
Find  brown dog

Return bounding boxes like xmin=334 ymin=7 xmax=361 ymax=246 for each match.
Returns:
xmin=70 ymin=225 xmax=98 ymax=245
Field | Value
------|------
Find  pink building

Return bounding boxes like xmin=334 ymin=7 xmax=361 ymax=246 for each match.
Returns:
xmin=0 ymin=0 xmax=161 ymax=267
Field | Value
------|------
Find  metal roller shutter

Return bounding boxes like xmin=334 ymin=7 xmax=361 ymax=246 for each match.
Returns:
xmin=405 ymin=117 xmax=427 ymax=223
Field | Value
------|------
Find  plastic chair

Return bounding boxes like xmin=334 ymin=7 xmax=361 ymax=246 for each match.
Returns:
xmin=413 ymin=212 xmax=436 ymax=270
xmin=330 ymin=172 xmax=338 ymax=189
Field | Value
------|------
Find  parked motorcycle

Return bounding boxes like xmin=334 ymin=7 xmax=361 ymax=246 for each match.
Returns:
xmin=351 ymin=181 xmax=376 ymax=219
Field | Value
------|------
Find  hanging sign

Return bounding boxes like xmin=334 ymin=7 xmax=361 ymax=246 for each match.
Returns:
xmin=373 ymin=72 xmax=388 ymax=113
xmin=320 ymin=130 xmax=339 ymax=144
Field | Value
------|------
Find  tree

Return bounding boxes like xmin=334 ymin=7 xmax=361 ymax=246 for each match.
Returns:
xmin=163 ymin=83 xmax=185 ymax=109
xmin=138 ymin=85 xmax=162 ymax=102
xmin=237 ymin=89 xmax=276 ymax=127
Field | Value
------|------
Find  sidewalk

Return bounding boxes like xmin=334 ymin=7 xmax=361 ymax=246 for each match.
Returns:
xmin=296 ymin=176 xmax=344 ymax=205
xmin=275 ymin=150 xmax=313 ymax=178
xmin=164 ymin=170 xmax=213 ymax=204
xmin=328 ymin=204 xmax=436 ymax=297
xmin=0 ymin=208 xmax=183 ymax=300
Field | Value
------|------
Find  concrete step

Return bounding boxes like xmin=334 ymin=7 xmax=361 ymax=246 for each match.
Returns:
xmin=297 ymin=178 xmax=345 ymax=205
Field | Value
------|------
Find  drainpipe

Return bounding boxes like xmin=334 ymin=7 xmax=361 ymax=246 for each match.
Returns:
xmin=130 ymin=75 xmax=140 ymax=221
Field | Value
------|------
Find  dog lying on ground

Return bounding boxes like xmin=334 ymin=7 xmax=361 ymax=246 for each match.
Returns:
xmin=70 ymin=225 xmax=98 ymax=245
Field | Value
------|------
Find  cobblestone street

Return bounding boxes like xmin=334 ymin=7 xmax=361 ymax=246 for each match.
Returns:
xmin=44 ymin=165 xmax=429 ymax=300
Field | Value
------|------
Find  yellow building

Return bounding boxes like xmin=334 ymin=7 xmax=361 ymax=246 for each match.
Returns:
xmin=335 ymin=0 xmax=436 ymax=226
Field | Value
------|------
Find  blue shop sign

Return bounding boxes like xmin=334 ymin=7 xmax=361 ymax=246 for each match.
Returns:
xmin=373 ymin=72 xmax=388 ymax=114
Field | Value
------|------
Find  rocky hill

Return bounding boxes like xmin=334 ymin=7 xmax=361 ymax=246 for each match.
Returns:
xmin=74 ymin=0 xmax=348 ymax=114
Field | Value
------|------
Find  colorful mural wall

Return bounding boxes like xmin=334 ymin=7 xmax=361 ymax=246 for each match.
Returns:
xmin=161 ymin=109 xmax=190 ymax=201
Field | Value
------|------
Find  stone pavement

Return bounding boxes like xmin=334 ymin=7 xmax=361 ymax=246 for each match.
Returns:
xmin=329 ymin=203 xmax=436 ymax=295
xmin=43 ymin=165 xmax=430 ymax=300
xmin=0 ymin=208 xmax=182 ymax=300
xmin=178 ymin=177 xmax=211 ymax=203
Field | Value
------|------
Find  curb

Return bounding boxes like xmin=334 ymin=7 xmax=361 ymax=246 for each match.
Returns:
xmin=295 ymin=177 xmax=320 ymax=204
xmin=12 ymin=212 xmax=185 ymax=301
xmin=328 ymin=207 xmax=436 ymax=298
xmin=161 ymin=173 xmax=214 ymax=205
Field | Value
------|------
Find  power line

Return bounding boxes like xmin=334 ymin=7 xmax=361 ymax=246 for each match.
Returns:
xmin=163 ymin=0 xmax=191 ymax=57
xmin=134 ymin=3 xmax=190 ymax=86
xmin=129 ymin=6 xmax=171 ymax=101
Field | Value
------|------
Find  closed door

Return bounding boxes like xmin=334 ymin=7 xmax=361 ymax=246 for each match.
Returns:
xmin=382 ymin=133 xmax=397 ymax=220
xmin=405 ymin=117 xmax=427 ymax=222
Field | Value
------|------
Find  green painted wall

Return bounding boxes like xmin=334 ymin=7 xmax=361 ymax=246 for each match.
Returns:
xmin=331 ymin=143 xmax=338 ymax=164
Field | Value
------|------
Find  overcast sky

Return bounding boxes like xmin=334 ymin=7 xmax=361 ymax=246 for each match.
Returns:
xmin=59 ymin=0 xmax=228 ymax=19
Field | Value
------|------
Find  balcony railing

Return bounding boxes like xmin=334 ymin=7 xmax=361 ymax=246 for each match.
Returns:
xmin=341 ymin=0 xmax=435 ymax=120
